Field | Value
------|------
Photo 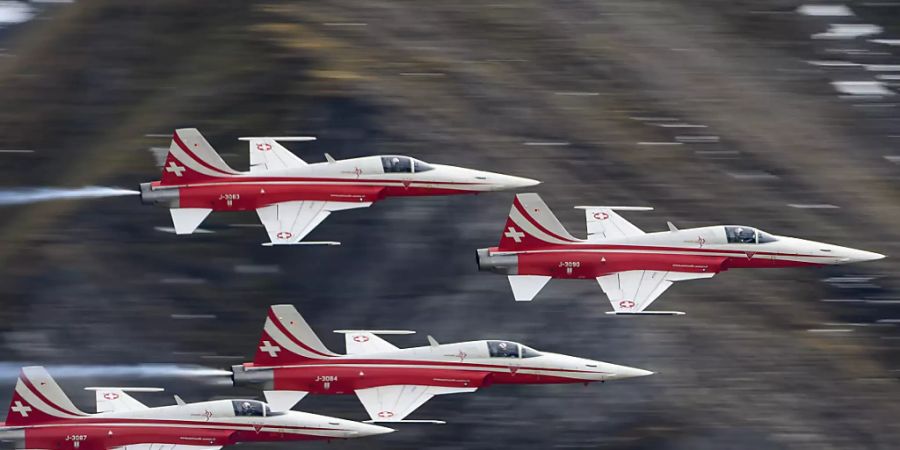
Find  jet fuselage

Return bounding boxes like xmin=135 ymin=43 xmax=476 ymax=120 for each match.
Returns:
xmin=478 ymin=225 xmax=884 ymax=279
xmin=235 ymin=339 xmax=652 ymax=395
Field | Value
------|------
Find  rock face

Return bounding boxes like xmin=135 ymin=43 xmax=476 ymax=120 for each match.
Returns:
xmin=0 ymin=1 xmax=898 ymax=449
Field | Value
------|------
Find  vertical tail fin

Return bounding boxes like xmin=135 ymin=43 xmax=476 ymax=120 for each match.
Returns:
xmin=497 ymin=193 xmax=580 ymax=251
xmin=5 ymin=367 xmax=88 ymax=426
xmin=253 ymin=305 xmax=338 ymax=366
xmin=159 ymin=128 xmax=240 ymax=186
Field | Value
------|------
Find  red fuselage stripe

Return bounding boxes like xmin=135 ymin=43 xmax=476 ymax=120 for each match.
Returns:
xmin=161 ymin=177 xmax=485 ymax=187
xmin=13 ymin=417 xmax=335 ymax=431
xmin=253 ymin=359 xmax=597 ymax=375
xmin=495 ymin=244 xmax=832 ymax=259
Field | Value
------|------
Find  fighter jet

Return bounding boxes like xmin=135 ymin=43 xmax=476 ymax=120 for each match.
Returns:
xmin=231 ymin=305 xmax=653 ymax=423
xmin=476 ymin=193 xmax=885 ymax=314
xmin=139 ymin=129 xmax=539 ymax=245
xmin=0 ymin=366 xmax=393 ymax=449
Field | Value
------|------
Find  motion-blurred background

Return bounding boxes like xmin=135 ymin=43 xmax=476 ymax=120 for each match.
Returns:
xmin=0 ymin=1 xmax=898 ymax=449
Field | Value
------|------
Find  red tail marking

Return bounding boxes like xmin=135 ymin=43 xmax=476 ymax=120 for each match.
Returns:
xmin=512 ymin=198 xmax=576 ymax=243
xmin=171 ymin=132 xmax=233 ymax=177
xmin=266 ymin=309 xmax=333 ymax=359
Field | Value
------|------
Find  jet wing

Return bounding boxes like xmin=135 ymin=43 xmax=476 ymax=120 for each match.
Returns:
xmin=574 ymin=206 xmax=652 ymax=240
xmin=239 ymin=137 xmax=313 ymax=173
xmin=355 ymin=385 xmax=477 ymax=423
xmin=84 ymin=387 xmax=160 ymax=413
xmin=596 ymin=270 xmax=715 ymax=314
xmin=112 ymin=444 xmax=222 ymax=450
xmin=256 ymin=201 xmax=372 ymax=245
xmin=334 ymin=330 xmax=414 ymax=355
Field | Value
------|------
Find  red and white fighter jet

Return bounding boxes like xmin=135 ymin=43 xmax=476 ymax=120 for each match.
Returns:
xmin=0 ymin=366 xmax=393 ymax=450
xmin=476 ymin=193 xmax=885 ymax=314
xmin=231 ymin=305 xmax=653 ymax=423
xmin=139 ymin=129 xmax=539 ymax=245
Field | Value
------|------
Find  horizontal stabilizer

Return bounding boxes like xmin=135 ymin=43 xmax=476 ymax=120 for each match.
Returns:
xmin=239 ymin=136 xmax=317 ymax=141
xmin=364 ymin=419 xmax=446 ymax=424
xmin=264 ymin=390 xmax=308 ymax=411
xmin=574 ymin=206 xmax=654 ymax=211
xmin=507 ymin=275 xmax=551 ymax=301
xmin=334 ymin=330 xmax=416 ymax=335
xmin=605 ymin=311 xmax=686 ymax=316
xmin=262 ymin=241 xmax=341 ymax=246
xmin=170 ymin=208 xmax=212 ymax=235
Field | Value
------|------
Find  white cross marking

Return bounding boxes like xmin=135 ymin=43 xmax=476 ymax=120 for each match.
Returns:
xmin=504 ymin=227 xmax=525 ymax=243
xmin=12 ymin=401 xmax=32 ymax=417
xmin=259 ymin=340 xmax=281 ymax=357
xmin=165 ymin=161 xmax=186 ymax=177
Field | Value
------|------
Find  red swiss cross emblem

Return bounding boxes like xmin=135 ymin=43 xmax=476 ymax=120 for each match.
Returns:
xmin=377 ymin=411 xmax=394 ymax=418
xmin=353 ymin=335 xmax=369 ymax=342
xmin=256 ymin=143 xmax=272 ymax=151
xmin=593 ymin=211 xmax=609 ymax=220
xmin=276 ymin=231 xmax=293 ymax=240
xmin=619 ymin=300 xmax=636 ymax=309
xmin=103 ymin=392 xmax=119 ymax=400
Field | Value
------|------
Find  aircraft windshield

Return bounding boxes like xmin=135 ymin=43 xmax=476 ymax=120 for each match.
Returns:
xmin=413 ymin=159 xmax=434 ymax=173
xmin=758 ymin=231 xmax=777 ymax=243
xmin=382 ymin=156 xmax=412 ymax=173
xmin=521 ymin=346 xmax=542 ymax=358
xmin=232 ymin=400 xmax=266 ymax=417
xmin=488 ymin=340 xmax=520 ymax=358
xmin=725 ymin=226 xmax=778 ymax=244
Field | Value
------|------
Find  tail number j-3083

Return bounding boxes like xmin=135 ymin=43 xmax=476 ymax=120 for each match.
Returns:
xmin=219 ymin=194 xmax=240 ymax=207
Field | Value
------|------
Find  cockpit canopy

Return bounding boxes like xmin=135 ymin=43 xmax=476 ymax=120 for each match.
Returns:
xmin=232 ymin=400 xmax=277 ymax=417
xmin=724 ymin=226 xmax=777 ymax=244
xmin=487 ymin=340 xmax=542 ymax=359
xmin=381 ymin=156 xmax=435 ymax=173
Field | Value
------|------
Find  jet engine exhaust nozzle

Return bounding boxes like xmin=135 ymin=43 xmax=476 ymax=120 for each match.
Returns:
xmin=139 ymin=182 xmax=179 ymax=207
xmin=476 ymin=248 xmax=518 ymax=275
xmin=231 ymin=364 xmax=274 ymax=388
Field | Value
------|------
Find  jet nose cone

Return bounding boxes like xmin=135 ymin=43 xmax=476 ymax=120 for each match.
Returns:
xmin=858 ymin=250 xmax=886 ymax=262
xmin=510 ymin=176 xmax=541 ymax=189
xmin=352 ymin=423 xmax=395 ymax=437
xmin=837 ymin=248 xmax=886 ymax=264
xmin=486 ymin=173 xmax=541 ymax=191
xmin=609 ymin=364 xmax=655 ymax=380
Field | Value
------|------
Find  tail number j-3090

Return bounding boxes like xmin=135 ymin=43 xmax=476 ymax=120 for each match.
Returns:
xmin=559 ymin=261 xmax=580 ymax=275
